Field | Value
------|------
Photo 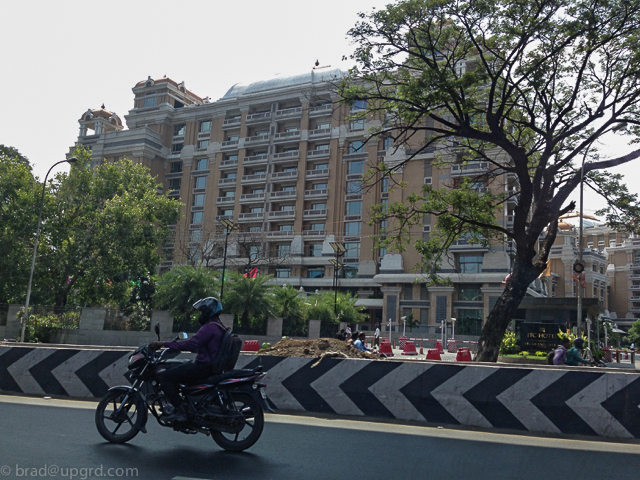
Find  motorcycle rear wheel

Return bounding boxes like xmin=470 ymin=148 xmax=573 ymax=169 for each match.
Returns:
xmin=211 ymin=393 xmax=264 ymax=451
xmin=95 ymin=390 xmax=144 ymax=443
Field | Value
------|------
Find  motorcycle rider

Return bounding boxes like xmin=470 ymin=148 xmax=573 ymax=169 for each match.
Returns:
xmin=149 ymin=297 xmax=226 ymax=423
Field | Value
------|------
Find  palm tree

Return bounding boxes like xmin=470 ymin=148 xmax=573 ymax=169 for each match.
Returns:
xmin=272 ymin=285 xmax=308 ymax=336
xmin=154 ymin=266 xmax=220 ymax=331
xmin=224 ymin=273 xmax=274 ymax=333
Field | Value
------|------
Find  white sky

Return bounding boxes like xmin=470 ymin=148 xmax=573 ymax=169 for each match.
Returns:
xmin=1 ymin=0 xmax=638 ymax=218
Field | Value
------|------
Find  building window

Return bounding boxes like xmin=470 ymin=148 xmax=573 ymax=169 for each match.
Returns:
xmin=308 ymin=267 xmax=325 ymax=278
xmin=404 ymin=284 xmax=413 ymax=300
xmin=347 ymin=160 xmax=365 ymax=174
xmin=194 ymin=176 xmax=206 ymax=189
xmin=310 ymin=223 xmax=325 ymax=231
xmin=221 ymin=209 xmax=234 ymax=216
xmin=224 ymin=172 xmax=237 ymax=179
xmin=191 ymin=211 xmax=203 ymax=224
xmin=312 ymin=183 xmax=327 ymax=191
xmin=352 ymin=99 xmax=367 ymax=110
xmin=280 ymin=205 xmax=295 ymax=211
xmin=198 ymin=140 xmax=209 ymax=150
xmin=346 ymin=201 xmax=363 ymax=216
xmin=381 ymin=177 xmax=389 ymax=192
xmin=249 ymin=226 xmax=261 ymax=233
xmin=458 ymin=284 xmax=482 ymax=301
xmin=192 ymin=194 xmax=205 ymax=206
xmin=277 ymin=244 xmax=290 ymax=257
xmin=308 ymin=243 xmax=323 ymax=257
xmin=225 ymin=154 xmax=238 ymax=161
xmin=195 ymin=159 xmax=208 ymax=171
xmin=456 ymin=309 xmax=483 ymax=335
xmin=224 ymin=190 xmax=235 ymax=197
xmin=350 ymin=119 xmax=365 ymax=131
xmin=344 ymin=243 xmax=361 ymax=258
xmin=143 ymin=97 xmax=156 ymax=108
xmin=346 ymin=180 xmax=363 ymax=194
xmin=383 ymin=137 xmax=392 ymax=151
xmin=279 ymin=224 xmax=294 ymax=231
xmin=174 ymin=124 xmax=186 ymax=136
xmin=168 ymin=178 xmax=181 ymax=191
xmin=458 ymin=255 xmax=483 ymax=273
xmin=170 ymin=161 xmax=183 ymax=173
xmin=276 ymin=268 xmax=291 ymax=278
xmin=172 ymin=143 xmax=184 ymax=154
xmin=199 ymin=121 xmax=211 ymax=133
xmin=345 ymin=222 xmax=362 ymax=236
xmin=250 ymin=207 xmax=264 ymax=213
xmin=312 ymin=203 xmax=326 ymax=210
xmin=343 ymin=265 xmax=359 ymax=279
xmin=226 ymin=134 xmax=239 ymax=142
xmin=348 ymin=141 xmax=366 ymax=154
xmin=190 ymin=229 xmax=202 ymax=243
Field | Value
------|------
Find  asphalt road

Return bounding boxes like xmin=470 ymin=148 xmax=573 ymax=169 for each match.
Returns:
xmin=0 ymin=395 xmax=639 ymax=480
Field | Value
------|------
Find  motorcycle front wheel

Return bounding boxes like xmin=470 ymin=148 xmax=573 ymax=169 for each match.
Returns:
xmin=95 ymin=389 xmax=144 ymax=443
xmin=211 ymin=392 xmax=264 ymax=451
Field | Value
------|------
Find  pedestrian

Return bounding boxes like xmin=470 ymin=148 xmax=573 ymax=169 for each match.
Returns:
xmin=553 ymin=338 xmax=571 ymax=365
xmin=630 ymin=343 xmax=636 ymax=351
xmin=565 ymin=338 xmax=591 ymax=366
xmin=374 ymin=323 xmax=380 ymax=348
xmin=354 ymin=332 xmax=372 ymax=352
xmin=335 ymin=329 xmax=346 ymax=341
xmin=345 ymin=325 xmax=352 ymax=338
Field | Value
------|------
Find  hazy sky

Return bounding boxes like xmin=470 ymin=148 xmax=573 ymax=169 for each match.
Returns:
xmin=1 ymin=0 xmax=638 ymax=218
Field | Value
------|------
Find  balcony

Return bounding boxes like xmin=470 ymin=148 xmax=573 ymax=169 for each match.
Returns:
xmin=275 ymin=106 xmax=302 ymax=119
xmin=269 ymin=190 xmax=297 ymax=201
xmin=309 ymin=128 xmax=331 ymax=139
xmin=303 ymin=209 xmax=327 ymax=220
xmin=272 ymin=150 xmax=300 ymax=163
xmin=222 ymin=118 xmax=241 ymax=129
xmin=630 ymin=274 xmax=640 ymax=280
xmin=219 ymin=159 xmax=238 ymax=169
xmin=307 ymin=148 xmax=330 ymax=160
xmin=239 ymin=193 xmax=265 ymax=204
xmin=630 ymin=264 xmax=640 ymax=270
xmin=221 ymin=140 xmax=239 ymax=150
xmin=309 ymin=104 xmax=332 ymax=117
xmin=506 ymin=215 xmax=514 ymax=227
xmin=244 ymin=134 xmax=270 ymax=146
xmin=238 ymin=212 xmax=265 ymax=222
xmin=246 ymin=112 xmax=271 ymax=124
xmin=266 ymin=230 xmax=295 ymax=239
xmin=303 ymin=229 xmax=326 ymax=237
xmin=630 ymin=285 xmax=640 ymax=291
xmin=242 ymin=154 xmax=269 ymax=166
xmin=268 ymin=210 xmax=296 ymax=220
xmin=630 ymin=296 xmax=640 ymax=301
xmin=271 ymin=171 xmax=299 ymax=183
xmin=217 ymin=177 xmax=237 ymax=187
xmin=274 ymin=130 xmax=301 ymax=143
xmin=305 ymin=189 xmax=328 ymax=200
xmin=450 ymin=161 xmax=490 ymax=177
xmin=306 ymin=168 xmax=329 ymax=179
xmin=241 ymin=173 xmax=268 ymax=185
xmin=631 ymin=306 xmax=640 ymax=312
xmin=215 ymin=215 xmax=233 ymax=222
xmin=216 ymin=196 xmax=236 ymax=205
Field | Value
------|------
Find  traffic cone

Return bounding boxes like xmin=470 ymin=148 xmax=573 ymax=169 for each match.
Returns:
xmin=435 ymin=340 xmax=444 ymax=354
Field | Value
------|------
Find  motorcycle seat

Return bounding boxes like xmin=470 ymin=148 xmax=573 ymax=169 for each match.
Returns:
xmin=201 ymin=367 xmax=264 ymax=386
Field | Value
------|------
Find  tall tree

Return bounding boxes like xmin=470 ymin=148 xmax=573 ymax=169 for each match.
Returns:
xmin=35 ymin=148 xmax=182 ymax=308
xmin=272 ymin=285 xmax=308 ymax=336
xmin=0 ymin=145 xmax=30 ymax=167
xmin=340 ymin=0 xmax=640 ymax=361
xmin=0 ymin=152 xmax=38 ymax=303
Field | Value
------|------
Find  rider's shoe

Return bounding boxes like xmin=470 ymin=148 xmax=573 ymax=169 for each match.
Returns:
xmin=161 ymin=404 xmax=187 ymax=423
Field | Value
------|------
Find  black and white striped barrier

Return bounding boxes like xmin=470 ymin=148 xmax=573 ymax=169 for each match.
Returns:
xmin=1 ymin=345 xmax=639 ymax=439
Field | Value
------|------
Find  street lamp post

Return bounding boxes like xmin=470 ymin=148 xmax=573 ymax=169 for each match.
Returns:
xmin=576 ymin=157 xmax=589 ymax=334
xmin=329 ymin=242 xmax=346 ymax=316
xmin=21 ymin=157 xmax=77 ymax=342
xmin=218 ymin=218 xmax=238 ymax=303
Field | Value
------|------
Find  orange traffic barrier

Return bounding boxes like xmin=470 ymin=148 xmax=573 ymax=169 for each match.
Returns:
xmin=241 ymin=340 xmax=260 ymax=352
xmin=426 ymin=349 xmax=441 ymax=360
xmin=379 ymin=341 xmax=394 ymax=356
xmin=435 ymin=340 xmax=444 ymax=354
xmin=402 ymin=341 xmax=418 ymax=355
xmin=456 ymin=347 xmax=472 ymax=362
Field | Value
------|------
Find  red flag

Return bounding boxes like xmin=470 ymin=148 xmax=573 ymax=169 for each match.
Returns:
xmin=249 ymin=267 xmax=258 ymax=278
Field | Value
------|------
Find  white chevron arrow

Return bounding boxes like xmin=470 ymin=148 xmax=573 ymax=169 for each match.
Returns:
xmin=497 ymin=369 xmax=567 ymax=434
xmin=262 ymin=357 xmax=314 ymax=411
xmin=52 ymin=350 xmax=103 ymax=398
xmin=310 ymin=358 xmax=368 ymax=416
xmin=565 ymin=372 xmax=635 ymax=438
xmin=369 ymin=362 xmax=431 ymax=422
xmin=7 ymin=348 xmax=51 ymax=395
xmin=98 ymin=352 xmax=131 ymax=389
xmin=431 ymin=365 xmax=496 ymax=428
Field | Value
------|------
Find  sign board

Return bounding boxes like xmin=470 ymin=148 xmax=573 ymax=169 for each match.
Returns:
xmin=518 ymin=323 xmax=564 ymax=352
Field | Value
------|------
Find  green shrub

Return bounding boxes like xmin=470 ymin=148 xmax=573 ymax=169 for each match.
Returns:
xmin=519 ymin=351 xmax=530 ymax=357
xmin=535 ymin=351 xmax=546 ymax=357
xmin=499 ymin=331 xmax=518 ymax=355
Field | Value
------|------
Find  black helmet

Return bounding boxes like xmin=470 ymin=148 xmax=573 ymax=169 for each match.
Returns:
xmin=574 ymin=337 xmax=585 ymax=348
xmin=193 ymin=297 xmax=223 ymax=322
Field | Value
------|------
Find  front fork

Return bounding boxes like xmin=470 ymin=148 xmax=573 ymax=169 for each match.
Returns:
xmin=105 ymin=382 xmax=149 ymax=434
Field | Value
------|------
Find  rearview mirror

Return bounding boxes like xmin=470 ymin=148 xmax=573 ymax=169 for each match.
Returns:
xmin=154 ymin=322 xmax=160 ymax=341
xmin=181 ymin=332 xmax=188 ymax=339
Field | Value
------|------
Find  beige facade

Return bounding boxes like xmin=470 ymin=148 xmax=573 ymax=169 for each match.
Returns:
xmin=72 ymin=70 xmax=568 ymax=336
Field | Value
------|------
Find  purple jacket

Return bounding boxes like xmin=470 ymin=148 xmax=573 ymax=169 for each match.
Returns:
xmin=163 ymin=319 xmax=225 ymax=364
xmin=553 ymin=345 xmax=567 ymax=365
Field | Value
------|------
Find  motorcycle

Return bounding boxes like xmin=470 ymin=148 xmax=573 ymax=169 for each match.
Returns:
xmin=95 ymin=325 xmax=273 ymax=451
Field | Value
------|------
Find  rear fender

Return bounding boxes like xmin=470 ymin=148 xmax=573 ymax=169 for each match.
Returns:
xmin=105 ymin=386 xmax=148 ymax=434
xmin=226 ymin=383 xmax=275 ymax=413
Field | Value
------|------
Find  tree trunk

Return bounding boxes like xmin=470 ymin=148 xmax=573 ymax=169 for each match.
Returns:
xmin=474 ymin=256 xmax=540 ymax=362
